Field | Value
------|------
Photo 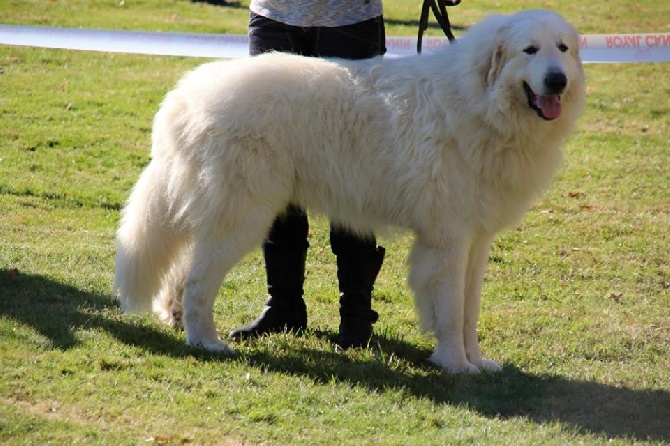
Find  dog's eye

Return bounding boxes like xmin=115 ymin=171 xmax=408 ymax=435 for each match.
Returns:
xmin=558 ymin=43 xmax=569 ymax=53
xmin=523 ymin=45 xmax=539 ymax=55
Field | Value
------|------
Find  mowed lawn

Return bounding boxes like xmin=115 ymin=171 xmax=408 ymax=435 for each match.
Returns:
xmin=1 ymin=1 xmax=668 ymax=445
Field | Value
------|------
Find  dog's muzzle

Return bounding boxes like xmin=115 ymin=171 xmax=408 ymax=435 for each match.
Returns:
xmin=524 ymin=70 xmax=567 ymax=121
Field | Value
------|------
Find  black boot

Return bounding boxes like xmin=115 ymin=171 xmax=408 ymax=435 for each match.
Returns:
xmin=229 ymin=208 xmax=309 ymax=340
xmin=335 ymin=245 xmax=385 ymax=349
xmin=228 ymin=293 xmax=307 ymax=339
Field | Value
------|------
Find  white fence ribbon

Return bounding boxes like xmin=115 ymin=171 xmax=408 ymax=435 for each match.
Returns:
xmin=394 ymin=34 xmax=670 ymax=63
xmin=1 ymin=25 xmax=669 ymax=63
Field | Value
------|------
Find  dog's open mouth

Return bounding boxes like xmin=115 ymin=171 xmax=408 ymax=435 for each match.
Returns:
xmin=524 ymin=82 xmax=562 ymax=121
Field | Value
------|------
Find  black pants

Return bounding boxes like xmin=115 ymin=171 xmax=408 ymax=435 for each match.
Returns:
xmin=249 ymin=13 xmax=386 ymax=256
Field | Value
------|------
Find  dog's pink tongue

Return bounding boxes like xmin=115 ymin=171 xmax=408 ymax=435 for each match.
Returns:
xmin=536 ymin=95 xmax=562 ymax=119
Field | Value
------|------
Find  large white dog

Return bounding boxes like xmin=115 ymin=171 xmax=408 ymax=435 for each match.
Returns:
xmin=114 ymin=10 xmax=585 ymax=374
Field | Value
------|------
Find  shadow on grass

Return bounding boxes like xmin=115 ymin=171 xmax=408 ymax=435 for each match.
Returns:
xmin=0 ymin=268 xmax=194 ymax=355
xmin=1 ymin=269 xmax=668 ymax=442
xmin=244 ymin=337 xmax=670 ymax=442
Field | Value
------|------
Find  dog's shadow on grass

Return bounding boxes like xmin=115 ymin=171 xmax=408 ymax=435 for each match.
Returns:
xmin=245 ymin=335 xmax=670 ymax=443
xmin=2 ymin=269 xmax=668 ymax=443
xmin=0 ymin=268 xmax=191 ymax=354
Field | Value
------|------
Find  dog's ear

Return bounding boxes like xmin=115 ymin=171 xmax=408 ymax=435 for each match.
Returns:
xmin=476 ymin=17 xmax=510 ymax=88
xmin=486 ymin=42 xmax=505 ymax=87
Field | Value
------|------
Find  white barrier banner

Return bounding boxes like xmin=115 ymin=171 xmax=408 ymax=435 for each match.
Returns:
xmin=0 ymin=25 xmax=250 ymax=59
xmin=393 ymin=34 xmax=670 ymax=63
xmin=1 ymin=25 xmax=669 ymax=63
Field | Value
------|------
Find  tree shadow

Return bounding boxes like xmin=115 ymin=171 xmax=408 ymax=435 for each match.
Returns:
xmin=1 ymin=269 xmax=668 ymax=442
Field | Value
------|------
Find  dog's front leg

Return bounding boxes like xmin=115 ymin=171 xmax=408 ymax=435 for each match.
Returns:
xmin=463 ymin=235 xmax=502 ymax=373
xmin=409 ymin=239 xmax=479 ymax=374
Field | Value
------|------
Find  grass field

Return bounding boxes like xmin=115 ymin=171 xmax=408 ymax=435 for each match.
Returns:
xmin=1 ymin=1 xmax=669 ymax=444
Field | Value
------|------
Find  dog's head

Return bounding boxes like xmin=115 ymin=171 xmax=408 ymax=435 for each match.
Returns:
xmin=478 ymin=10 xmax=585 ymax=123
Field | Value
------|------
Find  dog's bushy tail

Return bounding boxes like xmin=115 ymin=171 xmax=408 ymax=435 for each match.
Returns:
xmin=113 ymin=159 xmax=187 ymax=313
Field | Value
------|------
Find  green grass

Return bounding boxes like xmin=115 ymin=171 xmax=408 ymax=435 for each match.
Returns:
xmin=1 ymin=1 xmax=669 ymax=444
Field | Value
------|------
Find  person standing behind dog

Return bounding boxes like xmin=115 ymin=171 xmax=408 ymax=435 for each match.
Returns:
xmin=228 ymin=0 xmax=387 ymax=349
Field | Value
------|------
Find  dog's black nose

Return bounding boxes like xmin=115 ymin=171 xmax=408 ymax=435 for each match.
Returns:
xmin=544 ymin=71 xmax=567 ymax=94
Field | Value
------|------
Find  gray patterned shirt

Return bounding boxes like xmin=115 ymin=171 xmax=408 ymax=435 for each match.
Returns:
xmin=250 ymin=0 xmax=383 ymax=27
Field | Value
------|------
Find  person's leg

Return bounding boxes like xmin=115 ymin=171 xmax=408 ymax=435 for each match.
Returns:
xmin=312 ymin=16 xmax=386 ymax=59
xmin=248 ymin=12 xmax=313 ymax=56
xmin=316 ymin=16 xmax=387 ymax=348
xmin=230 ymin=15 xmax=313 ymax=339
xmin=331 ymin=228 xmax=385 ymax=348
xmin=229 ymin=205 xmax=309 ymax=339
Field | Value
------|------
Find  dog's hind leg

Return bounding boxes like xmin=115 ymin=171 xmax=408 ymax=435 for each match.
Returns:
xmin=155 ymin=248 xmax=191 ymax=329
xmin=463 ymin=235 xmax=502 ymax=373
xmin=409 ymin=239 xmax=480 ymax=374
xmin=181 ymin=215 xmax=275 ymax=352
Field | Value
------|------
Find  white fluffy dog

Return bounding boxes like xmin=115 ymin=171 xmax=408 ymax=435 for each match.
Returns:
xmin=114 ymin=10 xmax=585 ymax=373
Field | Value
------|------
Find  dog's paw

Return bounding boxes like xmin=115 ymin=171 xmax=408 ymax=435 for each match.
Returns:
xmin=479 ymin=358 xmax=503 ymax=373
xmin=429 ymin=352 xmax=481 ymax=374
xmin=188 ymin=338 xmax=235 ymax=354
xmin=157 ymin=308 xmax=183 ymax=330
xmin=170 ymin=307 xmax=184 ymax=330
